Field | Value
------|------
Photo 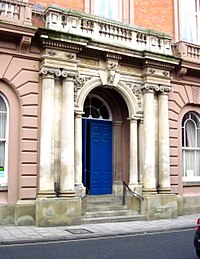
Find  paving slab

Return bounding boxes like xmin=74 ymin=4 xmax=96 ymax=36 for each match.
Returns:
xmin=0 ymin=214 xmax=198 ymax=245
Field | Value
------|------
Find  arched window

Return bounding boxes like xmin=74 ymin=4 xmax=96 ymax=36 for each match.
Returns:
xmin=83 ymin=95 xmax=111 ymax=120
xmin=0 ymin=94 xmax=8 ymax=186
xmin=182 ymin=112 xmax=200 ymax=180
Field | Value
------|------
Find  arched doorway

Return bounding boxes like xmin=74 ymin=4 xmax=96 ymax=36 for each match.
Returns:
xmin=82 ymin=87 xmax=129 ymax=195
xmin=82 ymin=94 xmax=112 ymax=195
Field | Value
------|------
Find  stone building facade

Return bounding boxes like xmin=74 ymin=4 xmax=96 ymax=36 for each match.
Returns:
xmin=0 ymin=0 xmax=200 ymax=226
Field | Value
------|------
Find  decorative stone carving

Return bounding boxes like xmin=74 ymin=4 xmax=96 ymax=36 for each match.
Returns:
xmin=20 ymin=36 xmax=31 ymax=54
xmin=192 ymin=86 xmax=200 ymax=104
xmin=148 ymin=68 xmax=155 ymax=74
xmin=177 ymin=67 xmax=187 ymax=80
xmin=107 ymin=61 xmax=118 ymax=85
xmin=74 ymin=74 xmax=92 ymax=101
xmin=125 ymin=82 xmax=142 ymax=107
xmin=163 ymin=70 xmax=169 ymax=77
xmin=48 ymin=50 xmax=56 ymax=56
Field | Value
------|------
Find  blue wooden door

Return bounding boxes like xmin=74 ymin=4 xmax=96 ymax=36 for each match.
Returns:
xmin=82 ymin=119 xmax=112 ymax=195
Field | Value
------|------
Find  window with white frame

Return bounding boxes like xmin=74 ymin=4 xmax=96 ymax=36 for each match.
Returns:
xmin=85 ymin=0 xmax=134 ymax=24
xmin=0 ymin=95 xmax=8 ymax=186
xmin=182 ymin=112 xmax=200 ymax=181
xmin=93 ymin=0 xmax=122 ymax=21
xmin=178 ymin=0 xmax=200 ymax=43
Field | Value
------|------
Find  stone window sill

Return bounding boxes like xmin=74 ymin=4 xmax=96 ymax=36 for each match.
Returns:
xmin=183 ymin=182 xmax=200 ymax=186
xmin=0 ymin=186 xmax=8 ymax=191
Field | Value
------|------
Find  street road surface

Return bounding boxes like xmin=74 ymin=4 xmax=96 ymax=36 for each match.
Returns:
xmin=0 ymin=229 xmax=197 ymax=259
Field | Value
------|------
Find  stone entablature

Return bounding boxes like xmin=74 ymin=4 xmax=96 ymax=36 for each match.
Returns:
xmin=44 ymin=6 xmax=172 ymax=56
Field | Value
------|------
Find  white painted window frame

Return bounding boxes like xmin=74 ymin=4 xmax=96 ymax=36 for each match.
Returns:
xmin=182 ymin=112 xmax=200 ymax=182
xmin=0 ymin=94 xmax=9 ymax=186
xmin=84 ymin=0 xmax=134 ymax=24
xmin=174 ymin=0 xmax=200 ymax=43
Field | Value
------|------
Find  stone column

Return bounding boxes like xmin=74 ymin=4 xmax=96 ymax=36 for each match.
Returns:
xmin=129 ymin=118 xmax=138 ymax=188
xmin=138 ymin=119 xmax=144 ymax=186
xmin=38 ymin=67 xmax=61 ymax=197
xmin=59 ymin=72 xmax=76 ymax=197
xmin=158 ymin=90 xmax=171 ymax=193
xmin=74 ymin=111 xmax=85 ymax=197
xmin=54 ymin=78 xmax=62 ymax=193
xmin=113 ymin=121 xmax=123 ymax=194
xmin=142 ymin=87 xmax=157 ymax=193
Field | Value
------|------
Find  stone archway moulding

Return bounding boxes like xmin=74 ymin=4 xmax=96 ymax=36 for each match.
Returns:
xmin=76 ymin=77 xmax=139 ymax=118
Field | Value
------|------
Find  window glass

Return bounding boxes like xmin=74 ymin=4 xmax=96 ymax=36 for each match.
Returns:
xmin=0 ymin=95 xmax=7 ymax=182
xmin=181 ymin=0 xmax=200 ymax=43
xmin=83 ymin=96 xmax=111 ymax=120
xmin=93 ymin=0 xmax=122 ymax=21
xmin=182 ymin=112 xmax=200 ymax=180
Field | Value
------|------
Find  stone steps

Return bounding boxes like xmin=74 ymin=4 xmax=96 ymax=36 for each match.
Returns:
xmin=82 ymin=194 xmax=145 ymax=224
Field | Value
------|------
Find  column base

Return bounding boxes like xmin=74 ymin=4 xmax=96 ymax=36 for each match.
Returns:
xmin=158 ymin=187 xmax=172 ymax=194
xmin=75 ymin=183 xmax=86 ymax=198
xmin=143 ymin=188 xmax=157 ymax=195
xmin=113 ymin=181 xmax=123 ymax=195
xmin=37 ymin=190 xmax=57 ymax=198
xmin=58 ymin=190 xmax=76 ymax=198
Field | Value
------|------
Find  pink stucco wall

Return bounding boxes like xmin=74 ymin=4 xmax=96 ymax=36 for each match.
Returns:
xmin=0 ymin=43 xmax=40 ymax=203
xmin=169 ymin=80 xmax=200 ymax=196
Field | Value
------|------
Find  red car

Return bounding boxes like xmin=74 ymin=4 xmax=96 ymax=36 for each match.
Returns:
xmin=194 ymin=218 xmax=200 ymax=257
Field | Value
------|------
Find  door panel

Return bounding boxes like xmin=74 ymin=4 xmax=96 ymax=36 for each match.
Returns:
xmin=90 ymin=121 xmax=112 ymax=195
xmin=82 ymin=119 xmax=112 ymax=195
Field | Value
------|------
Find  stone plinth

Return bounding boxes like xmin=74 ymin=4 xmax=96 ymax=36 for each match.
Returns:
xmin=0 ymin=205 xmax=14 ymax=225
xmin=15 ymin=200 xmax=35 ymax=226
xmin=36 ymin=198 xmax=81 ymax=227
xmin=143 ymin=194 xmax=177 ymax=220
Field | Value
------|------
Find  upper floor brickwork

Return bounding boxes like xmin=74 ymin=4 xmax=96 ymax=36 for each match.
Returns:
xmin=134 ymin=0 xmax=174 ymax=37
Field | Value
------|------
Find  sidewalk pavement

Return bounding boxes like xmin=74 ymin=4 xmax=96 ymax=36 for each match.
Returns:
xmin=0 ymin=214 xmax=198 ymax=245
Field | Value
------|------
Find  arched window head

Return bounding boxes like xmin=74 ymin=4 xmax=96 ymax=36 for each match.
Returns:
xmin=83 ymin=95 xmax=111 ymax=120
xmin=182 ymin=111 xmax=200 ymax=180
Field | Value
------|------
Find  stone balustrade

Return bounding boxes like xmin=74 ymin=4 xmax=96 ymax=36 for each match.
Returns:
xmin=172 ymin=41 xmax=200 ymax=61
xmin=45 ymin=6 xmax=172 ymax=55
xmin=0 ymin=0 xmax=33 ymax=25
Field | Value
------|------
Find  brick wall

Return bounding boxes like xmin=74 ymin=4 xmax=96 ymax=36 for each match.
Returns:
xmin=134 ymin=0 xmax=174 ymax=37
xmin=32 ymin=0 xmax=84 ymax=11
